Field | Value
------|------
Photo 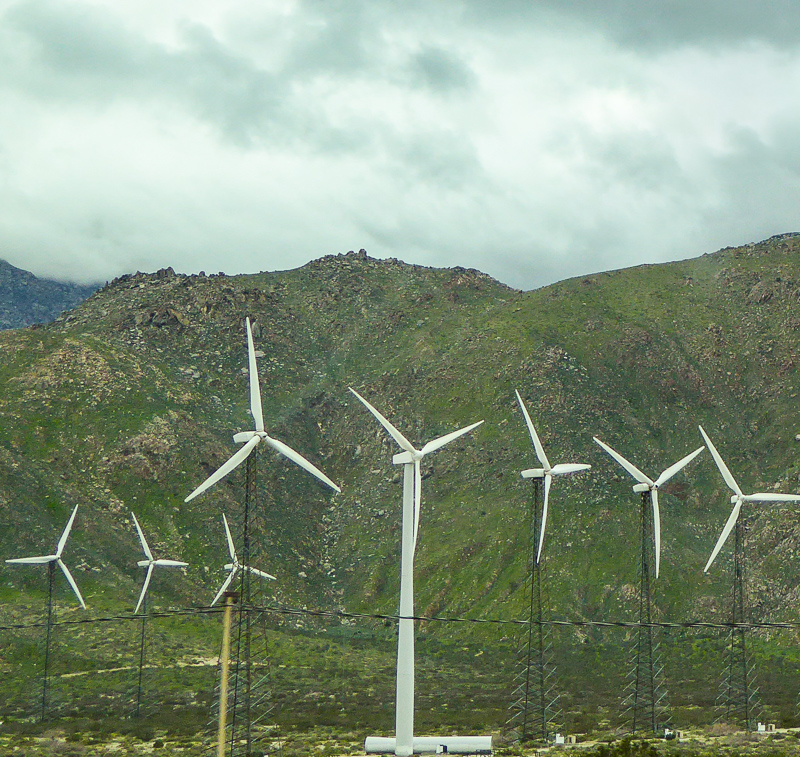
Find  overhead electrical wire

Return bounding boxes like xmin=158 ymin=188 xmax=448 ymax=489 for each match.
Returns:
xmin=2 ymin=603 xmax=800 ymax=632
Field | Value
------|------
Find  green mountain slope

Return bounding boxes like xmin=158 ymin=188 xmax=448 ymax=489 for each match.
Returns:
xmin=3 ymin=237 xmax=800 ymax=730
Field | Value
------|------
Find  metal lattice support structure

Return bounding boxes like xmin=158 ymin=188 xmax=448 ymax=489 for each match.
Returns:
xmin=716 ymin=514 xmax=760 ymax=730
xmin=623 ymin=492 xmax=668 ymax=735
xmin=131 ymin=596 xmax=151 ymax=718
xmin=506 ymin=479 xmax=561 ymax=744
xmin=209 ymin=451 xmax=277 ymax=757
xmin=40 ymin=561 xmax=58 ymax=722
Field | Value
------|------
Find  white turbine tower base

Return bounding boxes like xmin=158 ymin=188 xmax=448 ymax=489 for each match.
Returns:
xmin=350 ymin=388 xmax=485 ymax=757
xmin=365 ymin=736 xmax=493 ymax=754
xmin=210 ymin=513 xmax=276 ymax=606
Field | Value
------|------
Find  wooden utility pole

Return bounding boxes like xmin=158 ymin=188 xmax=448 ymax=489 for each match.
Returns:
xmin=217 ymin=591 xmax=239 ymax=757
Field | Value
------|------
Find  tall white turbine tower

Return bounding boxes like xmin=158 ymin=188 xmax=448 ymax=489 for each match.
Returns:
xmin=699 ymin=425 xmax=800 ymax=730
xmin=349 ymin=388 xmax=490 ymax=757
xmin=5 ymin=504 xmax=85 ymax=721
xmin=130 ymin=511 xmax=188 ymax=718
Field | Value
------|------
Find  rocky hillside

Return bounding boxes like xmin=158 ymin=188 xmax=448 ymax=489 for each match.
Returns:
xmin=2 ymin=238 xmax=800 ymax=631
xmin=0 ymin=259 xmax=98 ymax=330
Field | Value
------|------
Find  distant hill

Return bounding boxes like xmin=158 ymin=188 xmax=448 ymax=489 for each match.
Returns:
xmin=0 ymin=259 xmax=99 ymax=329
xmin=4 ymin=238 xmax=800 ymax=729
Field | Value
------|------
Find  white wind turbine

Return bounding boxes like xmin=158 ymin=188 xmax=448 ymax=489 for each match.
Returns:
xmin=184 ymin=317 xmax=340 ymax=503
xmin=5 ymin=504 xmax=85 ymax=721
xmin=516 ymin=389 xmax=590 ymax=563
xmin=349 ymin=388 xmax=489 ymax=757
xmin=593 ymin=437 xmax=705 ymax=578
xmin=130 ymin=512 xmax=188 ymax=718
xmin=210 ymin=513 xmax=275 ymax=607
xmin=6 ymin=504 xmax=85 ymax=608
xmin=700 ymin=425 xmax=800 ymax=573
xmin=131 ymin=512 xmax=188 ymax=614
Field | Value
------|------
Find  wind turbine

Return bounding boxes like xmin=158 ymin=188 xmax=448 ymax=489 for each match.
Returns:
xmin=132 ymin=512 xmax=188 ymax=614
xmin=510 ymin=390 xmax=590 ymax=744
xmin=184 ymin=317 xmax=335 ymax=757
xmin=130 ymin=512 xmax=188 ymax=717
xmin=349 ymin=388 xmax=490 ymax=757
xmin=699 ymin=425 xmax=800 ymax=730
xmin=516 ymin=389 xmax=590 ymax=564
xmin=210 ymin=513 xmax=275 ymax=607
xmin=593 ymin=437 xmax=704 ymax=735
xmin=184 ymin=317 xmax=340 ymax=504
xmin=593 ymin=438 xmax=704 ymax=579
xmin=5 ymin=504 xmax=85 ymax=721
xmin=700 ymin=425 xmax=800 ymax=573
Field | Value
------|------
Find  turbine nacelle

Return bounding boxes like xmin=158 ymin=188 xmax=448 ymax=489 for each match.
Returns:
xmin=521 ymin=468 xmax=546 ymax=479
xmin=633 ymin=483 xmax=651 ymax=493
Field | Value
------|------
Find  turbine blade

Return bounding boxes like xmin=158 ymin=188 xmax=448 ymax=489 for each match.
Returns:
xmin=743 ymin=492 xmax=800 ymax=502
xmin=348 ymin=387 xmax=416 ymax=455
xmin=211 ymin=568 xmax=236 ymax=607
xmin=704 ymin=499 xmax=742 ymax=573
xmin=56 ymin=505 xmax=79 ymax=557
xmin=135 ymin=564 xmax=154 ymax=614
xmin=698 ymin=426 xmax=742 ymax=496
xmin=419 ymin=420 xmax=483 ymax=457
xmin=652 ymin=489 xmax=661 ymax=580
xmin=153 ymin=560 xmax=189 ymax=567
xmin=413 ymin=459 xmax=422 ymax=551
xmin=57 ymin=559 xmax=86 ymax=609
xmin=246 ymin=317 xmax=265 ymax=433
xmin=245 ymin=566 xmax=277 ymax=581
xmin=654 ymin=446 xmax=705 ymax=488
xmin=265 ymin=436 xmax=341 ymax=493
xmin=550 ymin=463 xmax=591 ymax=475
xmin=131 ymin=512 xmax=153 ymax=562
xmin=6 ymin=555 xmax=55 ymax=564
xmin=536 ymin=474 xmax=552 ymax=564
xmin=184 ymin=435 xmax=261 ymax=502
xmin=593 ymin=438 xmax=653 ymax=485
xmin=222 ymin=513 xmax=237 ymax=562
xmin=515 ymin=390 xmax=550 ymax=470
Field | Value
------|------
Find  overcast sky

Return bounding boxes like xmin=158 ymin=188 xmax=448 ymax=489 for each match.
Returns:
xmin=1 ymin=0 xmax=799 ymax=289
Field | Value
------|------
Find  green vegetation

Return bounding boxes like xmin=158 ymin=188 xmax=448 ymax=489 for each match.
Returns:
xmin=3 ymin=237 xmax=800 ymax=743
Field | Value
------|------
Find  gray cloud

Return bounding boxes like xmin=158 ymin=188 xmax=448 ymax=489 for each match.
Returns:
xmin=1 ymin=0 xmax=800 ymax=290
xmin=459 ymin=0 xmax=800 ymax=51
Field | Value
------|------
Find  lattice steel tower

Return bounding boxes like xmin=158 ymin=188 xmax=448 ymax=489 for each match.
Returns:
xmin=624 ymin=491 xmax=668 ymax=734
xmin=507 ymin=479 xmax=561 ymax=744
xmin=716 ymin=513 xmax=760 ymax=730
xmin=210 ymin=452 xmax=276 ymax=757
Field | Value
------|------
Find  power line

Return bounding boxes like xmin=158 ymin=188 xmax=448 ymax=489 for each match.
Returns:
xmin=2 ymin=603 xmax=800 ymax=633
